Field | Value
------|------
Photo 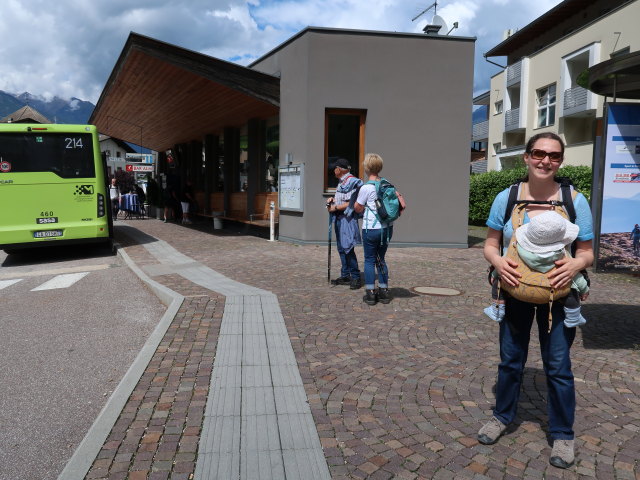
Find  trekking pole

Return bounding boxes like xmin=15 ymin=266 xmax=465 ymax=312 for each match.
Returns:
xmin=376 ymin=254 xmax=388 ymax=282
xmin=327 ymin=212 xmax=332 ymax=283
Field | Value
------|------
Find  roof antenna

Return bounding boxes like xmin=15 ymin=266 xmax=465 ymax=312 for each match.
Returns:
xmin=412 ymin=1 xmax=452 ymax=36
xmin=411 ymin=1 xmax=438 ymax=22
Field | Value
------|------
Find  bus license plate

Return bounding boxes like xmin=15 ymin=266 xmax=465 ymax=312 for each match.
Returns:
xmin=34 ymin=230 xmax=63 ymax=238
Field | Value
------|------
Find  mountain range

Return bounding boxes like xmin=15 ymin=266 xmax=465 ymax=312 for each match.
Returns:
xmin=0 ymin=90 xmax=95 ymax=124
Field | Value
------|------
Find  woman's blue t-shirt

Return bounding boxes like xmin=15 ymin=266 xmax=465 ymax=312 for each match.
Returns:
xmin=486 ymin=185 xmax=594 ymax=247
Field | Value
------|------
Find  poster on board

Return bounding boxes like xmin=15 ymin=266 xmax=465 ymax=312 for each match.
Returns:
xmin=278 ymin=164 xmax=304 ymax=212
xmin=596 ymin=103 xmax=640 ymax=272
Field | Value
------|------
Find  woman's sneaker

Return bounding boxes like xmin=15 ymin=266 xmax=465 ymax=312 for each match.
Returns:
xmin=363 ymin=289 xmax=377 ymax=305
xmin=477 ymin=416 xmax=507 ymax=445
xmin=378 ymin=288 xmax=391 ymax=304
xmin=550 ymin=439 xmax=574 ymax=469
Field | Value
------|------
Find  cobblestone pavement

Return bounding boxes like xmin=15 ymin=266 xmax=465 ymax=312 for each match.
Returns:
xmin=86 ymin=218 xmax=640 ymax=479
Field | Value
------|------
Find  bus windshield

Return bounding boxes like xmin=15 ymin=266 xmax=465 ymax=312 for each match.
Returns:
xmin=0 ymin=132 xmax=95 ymax=178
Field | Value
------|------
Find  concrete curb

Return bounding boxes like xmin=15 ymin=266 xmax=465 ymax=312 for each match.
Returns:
xmin=57 ymin=243 xmax=184 ymax=480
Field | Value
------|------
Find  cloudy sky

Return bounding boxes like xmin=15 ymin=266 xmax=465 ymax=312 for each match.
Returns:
xmin=0 ymin=0 xmax=562 ymax=104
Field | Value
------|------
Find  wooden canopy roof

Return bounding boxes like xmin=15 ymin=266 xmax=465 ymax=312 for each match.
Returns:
xmin=90 ymin=33 xmax=280 ymax=152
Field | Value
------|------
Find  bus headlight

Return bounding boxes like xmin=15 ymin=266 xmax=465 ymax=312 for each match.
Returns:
xmin=97 ymin=193 xmax=105 ymax=217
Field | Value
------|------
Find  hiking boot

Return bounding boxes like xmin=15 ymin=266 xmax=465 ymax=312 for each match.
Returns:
xmin=363 ymin=289 xmax=377 ymax=305
xmin=550 ymin=439 xmax=574 ymax=469
xmin=378 ymin=288 xmax=391 ymax=304
xmin=349 ymin=277 xmax=362 ymax=290
xmin=331 ymin=276 xmax=351 ymax=286
xmin=477 ymin=416 xmax=507 ymax=445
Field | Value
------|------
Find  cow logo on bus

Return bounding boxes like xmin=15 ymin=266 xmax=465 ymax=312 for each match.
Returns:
xmin=0 ymin=160 xmax=11 ymax=172
xmin=75 ymin=185 xmax=94 ymax=195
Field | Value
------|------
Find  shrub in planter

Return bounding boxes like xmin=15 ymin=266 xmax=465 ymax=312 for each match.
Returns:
xmin=469 ymin=165 xmax=592 ymax=225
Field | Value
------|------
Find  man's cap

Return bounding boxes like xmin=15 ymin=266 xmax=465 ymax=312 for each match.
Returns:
xmin=329 ymin=158 xmax=351 ymax=170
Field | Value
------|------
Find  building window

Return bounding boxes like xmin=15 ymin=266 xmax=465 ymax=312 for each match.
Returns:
xmin=217 ymin=136 xmax=224 ymax=191
xmin=262 ymin=116 xmax=279 ymax=192
xmin=116 ymin=151 xmax=121 ymax=158
xmin=494 ymin=101 xmax=503 ymax=115
xmin=493 ymin=143 xmax=501 ymax=156
xmin=537 ymin=84 xmax=556 ymax=128
xmin=611 ymin=46 xmax=630 ymax=58
xmin=238 ymin=125 xmax=248 ymax=192
xmin=324 ymin=109 xmax=366 ymax=191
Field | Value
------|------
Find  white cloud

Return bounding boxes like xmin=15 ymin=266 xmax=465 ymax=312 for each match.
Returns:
xmin=0 ymin=0 xmax=562 ymax=103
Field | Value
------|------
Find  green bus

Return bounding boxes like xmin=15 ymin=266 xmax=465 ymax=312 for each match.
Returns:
xmin=0 ymin=124 xmax=113 ymax=253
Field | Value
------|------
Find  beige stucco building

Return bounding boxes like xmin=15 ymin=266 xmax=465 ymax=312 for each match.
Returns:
xmin=481 ymin=0 xmax=639 ymax=171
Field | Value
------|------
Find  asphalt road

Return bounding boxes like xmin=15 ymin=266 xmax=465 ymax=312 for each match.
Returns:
xmin=0 ymin=243 xmax=166 ymax=480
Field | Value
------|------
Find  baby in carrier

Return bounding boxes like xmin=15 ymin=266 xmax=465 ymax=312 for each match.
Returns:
xmin=484 ymin=210 xmax=589 ymax=327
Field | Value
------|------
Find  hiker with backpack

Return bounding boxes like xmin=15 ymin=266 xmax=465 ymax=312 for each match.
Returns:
xmin=354 ymin=153 xmax=403 ymax=305
xmin=484 ymin=210 xmax=589 ymax=327
xmin=326 ymin=158 xmax=363 ymax=289
xmin=478 ymin=133 xmax=594 ymax=470
xmin=630 ymin=223 xmax=640 ymax=255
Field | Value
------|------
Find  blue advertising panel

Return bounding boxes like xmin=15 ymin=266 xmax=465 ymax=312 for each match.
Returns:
xmin=597 ymin=103 xmax=640 ymax=272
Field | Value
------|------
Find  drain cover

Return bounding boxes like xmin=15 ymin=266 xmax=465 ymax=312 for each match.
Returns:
xmin=412 ymin=286 xmax=461 ymax=296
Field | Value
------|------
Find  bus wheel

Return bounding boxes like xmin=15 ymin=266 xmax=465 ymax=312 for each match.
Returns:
xmin=105 ymin=239 xmax=117 ymax=255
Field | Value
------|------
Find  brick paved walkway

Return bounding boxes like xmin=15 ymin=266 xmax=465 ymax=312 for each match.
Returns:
xmin=81 ymin=218 xmax=640 ymax=479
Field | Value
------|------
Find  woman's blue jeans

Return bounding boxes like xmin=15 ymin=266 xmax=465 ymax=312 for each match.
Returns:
xmin=362 ymin=226 xmax=392 ymax=290
xmin=493 ymin=297 xmax=576 ymax=440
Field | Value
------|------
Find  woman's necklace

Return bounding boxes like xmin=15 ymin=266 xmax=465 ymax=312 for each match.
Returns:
xmin=523 ymin=181 xmax=560 ymax=202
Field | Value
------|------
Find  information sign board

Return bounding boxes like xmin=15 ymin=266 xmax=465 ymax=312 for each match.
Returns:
xmin=278 ymin=164 xmax=304 ymax=212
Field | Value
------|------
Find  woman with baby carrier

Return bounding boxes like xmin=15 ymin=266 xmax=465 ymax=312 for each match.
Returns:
xmin=478 ymin=132 xmax=594 ymax=469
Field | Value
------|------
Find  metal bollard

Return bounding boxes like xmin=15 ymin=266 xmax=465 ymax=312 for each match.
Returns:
xmin=269 ymin=201 xmax=275 ymax=241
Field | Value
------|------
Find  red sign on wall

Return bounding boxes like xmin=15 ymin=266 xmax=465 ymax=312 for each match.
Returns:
xmin=125 ymin=164 xmax=154 ymax=172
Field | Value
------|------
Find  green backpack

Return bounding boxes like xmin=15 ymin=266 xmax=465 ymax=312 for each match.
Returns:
xmin=366 ymin=178 xmax=405 ymax=225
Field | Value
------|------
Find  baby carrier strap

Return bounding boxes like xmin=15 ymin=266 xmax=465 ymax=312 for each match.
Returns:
xmin=503 ymin=178 xmax=575 ymax=227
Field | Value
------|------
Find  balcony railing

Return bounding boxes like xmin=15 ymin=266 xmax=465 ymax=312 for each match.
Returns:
xmin=504 ymin=107 xmax=521 ymax=131
xmin=563 ymin=85 xmax=590 ymax=116
xmin=472 ymin=120 xmax=489 ymax=141
xmin=506 ymin=60 xmax=522 ymax=86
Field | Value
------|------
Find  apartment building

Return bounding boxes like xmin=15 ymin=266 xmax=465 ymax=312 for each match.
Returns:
xmin=479 ymin=0 xmax=639 ymax=171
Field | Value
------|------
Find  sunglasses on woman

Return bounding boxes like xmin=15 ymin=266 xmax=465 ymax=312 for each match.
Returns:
xmin=528 ymin=149 xmax=563 ymax=162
